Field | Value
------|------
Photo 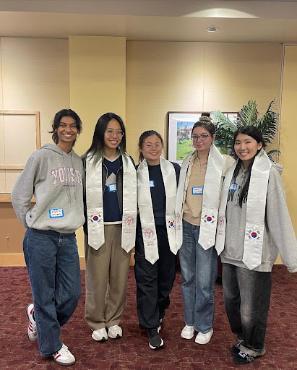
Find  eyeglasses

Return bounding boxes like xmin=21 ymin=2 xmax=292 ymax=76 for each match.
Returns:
xmin=105 ymin=129 xmax=124 ymax=137
xmin=191 ymin=134 xmax=210 ymax=141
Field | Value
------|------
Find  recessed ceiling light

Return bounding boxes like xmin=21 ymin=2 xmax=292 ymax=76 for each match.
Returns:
xmin=207 ymin=26 xmax=217 ymax=32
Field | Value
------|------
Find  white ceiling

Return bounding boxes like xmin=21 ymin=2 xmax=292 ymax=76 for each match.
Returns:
xmin=1 ymin=0 xmax=297 ymax=42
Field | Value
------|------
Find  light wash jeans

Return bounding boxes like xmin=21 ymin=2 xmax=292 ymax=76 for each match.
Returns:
xmin=179 ymin=220 xmax=217 ymax=333
xmin=23 ymin=228 xmax=80 ymax=356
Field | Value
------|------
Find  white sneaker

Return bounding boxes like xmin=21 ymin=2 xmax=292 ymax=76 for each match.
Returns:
xmin=92 ymin=328 xmax=108 ymax=342
xmin=27 ymin=304 xmax=37 ymax=342
xmin=53 ymin=344 xmax=75 ymax=366
xmin=181 ymin=325 xmax=194 ymax=339
xmin=108 ymin=325 xmax=122 ymax=339
xmin=195 ymin=329 xmax=213 ymax=345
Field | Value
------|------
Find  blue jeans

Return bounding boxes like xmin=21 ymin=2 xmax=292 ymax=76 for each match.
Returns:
xmin=223 ymin=263 xmax=271 ymax=353
xmin=23 ymin=228 xmax=80 ymax=356
xmin=179 ymin=220 xmax=217 ymax=333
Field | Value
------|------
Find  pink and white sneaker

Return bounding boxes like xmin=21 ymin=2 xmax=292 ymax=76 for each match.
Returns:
xmin=27 ymin=303 xmax=37 ymax=341
xmin=53 ymin=344 xmax=75 ymax=366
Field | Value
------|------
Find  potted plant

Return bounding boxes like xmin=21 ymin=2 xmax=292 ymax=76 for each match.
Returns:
xmin=213 ymin=100 xmax=279 ymax=160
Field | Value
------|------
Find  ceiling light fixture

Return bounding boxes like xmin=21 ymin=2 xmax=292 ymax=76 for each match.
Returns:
xmin=207 ymin=26 xmax=217 ymax=33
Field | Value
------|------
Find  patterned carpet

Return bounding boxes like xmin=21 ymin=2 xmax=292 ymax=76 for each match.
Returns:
xmin=1 ymin=265 xmax=297 ymax=369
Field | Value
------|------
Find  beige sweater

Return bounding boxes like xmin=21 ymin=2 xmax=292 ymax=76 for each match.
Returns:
xmin=183 ymin=155 xmax=206 ymax=225
xmin=182 ymin=152 xmax=234 ymax=226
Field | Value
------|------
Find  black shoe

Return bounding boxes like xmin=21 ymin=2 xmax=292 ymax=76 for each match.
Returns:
xmin=231 ymin=345 xmax=240 ymax=356
xmin=147 ymin=328 xmax=164 ymax=350
xmin=231 ymin=341 xmax=242 ymax=356
xmin=233 ymin=351 xmax=255 ymax=364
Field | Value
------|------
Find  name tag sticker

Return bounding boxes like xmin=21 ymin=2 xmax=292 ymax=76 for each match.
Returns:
xmin=192 ymin=186 xmax=203 ymax=195
xmin=229 ymin=183 xmax=238 ymax=192
xmin=108 ymin=184 xmax=117 ymax=192
xmin=49 ymin=208 xmax=64 ymax=218
xmin=149 ymin=180 xmax=155 ymax=188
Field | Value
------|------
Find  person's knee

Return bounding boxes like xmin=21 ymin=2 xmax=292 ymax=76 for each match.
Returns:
xmin=179 ymin=259 xmax=195 ymax=284
xmin=197 ymin=272 xmax=215 ymax=293
xmin=71 ymin=285 xmax=81 ymax=306
xmin=240 ymin=305 xmax=254 ymax=327
xmin=59 ymin=284 xmax=80 ymax=308
xmin=182 ymin=271 xmax=195 ymax=286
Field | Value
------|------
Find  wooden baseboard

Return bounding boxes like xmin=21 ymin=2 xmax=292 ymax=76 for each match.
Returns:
xmin=80 ymin=257 xmax=86 ymax=270
xmin=0 ymin=253 xmax=25 ymax=266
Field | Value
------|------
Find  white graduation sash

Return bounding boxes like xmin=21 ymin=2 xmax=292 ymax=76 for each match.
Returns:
xmin=86 ymin=153 xmax=137 ymax=252
xmin=243 ymin=150 xmax=271 ymax=269
xmin=215 ymin=149 xmax=272 ymax=270
xmin=137 ymin=158 xmax=177 ymax=264
xmin=175 ymin=144 xmax=225 ymax=251
xmin=199 ymin=145 xmax=225 ymax=249
xmin=175 ymin=153 xmax=193 ymax=252
xmin=121 ymin=155 xmax=138 ymax=252
xmin=215 ymin=162 xmax=236 ymax=256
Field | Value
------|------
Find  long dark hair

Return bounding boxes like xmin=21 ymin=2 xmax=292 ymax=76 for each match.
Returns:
xmin=50 ymin=109 xmax=82 ymax=145
xmin=138 ymin=130 xmax=164 ymax=162
xmin=232 ymin=126 xmax=265 ymax=207
xmin=86 ymin=112 xmax=126 ymax=158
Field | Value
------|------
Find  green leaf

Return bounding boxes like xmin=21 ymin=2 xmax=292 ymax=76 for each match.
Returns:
xmin=213 ymin=99 xmax=279 ymax=155
xmin=256 ymin=101 xmax=278 ymax=144
xmin=212 ymin=111 xmax=237 ymax=153
xmin=238 ymin=100 xmax=258 ymax=126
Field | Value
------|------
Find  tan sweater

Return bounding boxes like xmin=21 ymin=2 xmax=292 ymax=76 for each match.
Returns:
xmin=183 ymin=155 xmax=207 ymax=225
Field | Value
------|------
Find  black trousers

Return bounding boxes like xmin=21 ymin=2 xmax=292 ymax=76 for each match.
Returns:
xmin=223 ymin=263 xmax=272 ymax=353
xmin=134 ymin=223 xmax=176 ymax=329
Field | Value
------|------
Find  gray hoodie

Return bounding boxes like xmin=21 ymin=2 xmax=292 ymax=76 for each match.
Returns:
xmin=221 ymin=164 xmax=297 ymax=272
xmin=12 ymin=144 xmax=85 ymax=233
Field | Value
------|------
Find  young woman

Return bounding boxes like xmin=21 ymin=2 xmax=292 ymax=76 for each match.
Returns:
xmin=176 ymin=113 xmax=233 ymax=345
xmin=84 ymin=112 xmax=137 ymax=342
xmin=135 ymin=130 xmax=180 ymax=350
xmin=216 ymin=126 xmax=297 ymax=364
xmin=11 ymin=109 xmax=84 ymax=366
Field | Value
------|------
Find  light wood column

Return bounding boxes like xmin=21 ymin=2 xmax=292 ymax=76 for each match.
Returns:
xmin=69 ymin=36 xmax=127 ymax=260
xmin=280 ymin=45 xmax=297 ymax=230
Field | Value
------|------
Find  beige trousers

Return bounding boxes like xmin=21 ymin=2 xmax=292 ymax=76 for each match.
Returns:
xmin=85 ymin=224 xmax=131 ymax=330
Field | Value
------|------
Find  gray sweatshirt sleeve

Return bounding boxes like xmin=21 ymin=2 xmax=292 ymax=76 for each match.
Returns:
xmin=11 ymin=153 xmax=39 ymax=227
xmin=266 ymin=167 xmax=297 ymax=272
